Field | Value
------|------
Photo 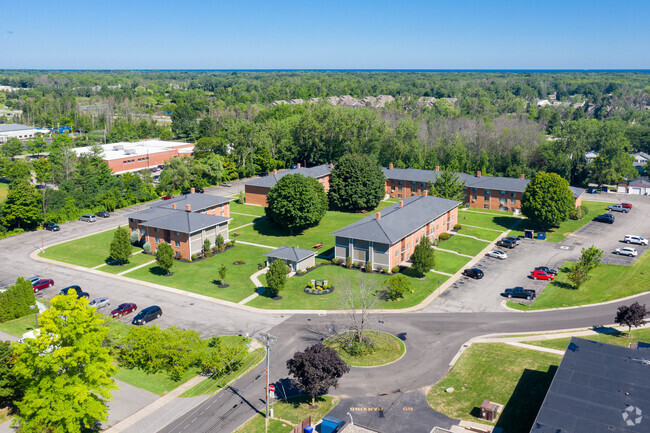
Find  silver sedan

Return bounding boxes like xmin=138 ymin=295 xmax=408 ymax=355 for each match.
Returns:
xmin=89 ymin=297 xmax=111 ymax=309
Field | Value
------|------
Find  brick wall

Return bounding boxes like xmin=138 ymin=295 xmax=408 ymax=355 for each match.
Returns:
xmin=385 ymin=178 xmax=429 ymax=199
xmin=245 ymin=185 xmax=271 ymax=206
xmin=464 ymin=187 xmax=523 ymax=211
xmin=106 ymin=147 xmax=193 ymax=174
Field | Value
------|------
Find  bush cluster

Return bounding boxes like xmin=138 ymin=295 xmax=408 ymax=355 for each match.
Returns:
xmin=0 ymin=278 xmax=36 ymax=323
xmin=439 ymin=232 xmax=451 ymax=241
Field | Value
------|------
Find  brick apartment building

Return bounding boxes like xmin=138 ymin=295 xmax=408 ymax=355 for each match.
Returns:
xmin=244 ymin=163 xmax=333 ymax=206
xmin=331 ymin=196 xmax=460 ymax=270
xmin=128 ymin=191 xmax=232 ymax=260
xmin=383 ymin=164 xmax=584 ymax=212
xmin=72 ymin=140 xmax=194 ymax=175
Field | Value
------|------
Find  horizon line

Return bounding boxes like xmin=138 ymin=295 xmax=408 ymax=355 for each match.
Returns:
xmin=1 ymin=68 xmax=650 ymax=73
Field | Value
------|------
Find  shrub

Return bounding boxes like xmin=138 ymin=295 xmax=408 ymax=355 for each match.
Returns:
xmin=364 ymin=262 xmax=372 ymax=272
xmin=337 ymin=258 xmax=344 ymax=265
xmin=331 ymin=258 xmax=339 ymax=265
xmin=227 ymin=241 xmax=235 ymax=248
xmin=191 ymin=254 xmax=197 ymax=261
xmin=216 ymin=234 xmax=225 ymax=252
xmin=234 ymin=259 xmax=245 ymax=265
xmin=391 ymin=265 xmax=400 ymax=274
xmin=203 ymin=239 xmax=212 ymax=257
xmin=345 ymin=256 xmax=353 ymax=269
xmin=377 ymin=266 xmax=383 ymax=273
xmin=439 ymin=232 xmax=451 ymax=241
xmin=129 ymin=231 xmax=139 ymax=245
xmin=238 ymin=190 xmax=245 ymax=204
xmin=143 ymin=242 xmax=151 ymax=254
xmin=454 ymin=224 xmax=461 ymax=230
xmin=380 ymin=275 xmax=411 ymax=301
xmin=258 ymin=262 xmax=266 ymax=270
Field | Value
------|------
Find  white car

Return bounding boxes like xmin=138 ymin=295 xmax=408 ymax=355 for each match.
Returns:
xmin=614 ymin=247 xmax=638 ymax=257
xmin=608 ymin=204 xmax=629 ymax=213
xmin=89 ymin=297 xmax=110 ymax=309
xmin=486 ymin=250 xmax=507 ymax=260
xmin=27 ymin=276 xmax=41 ymax=284
xmin=624 ymin=235 xmax=648 ymax=246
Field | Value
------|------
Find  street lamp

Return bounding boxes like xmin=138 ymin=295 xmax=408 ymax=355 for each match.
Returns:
xmin=29 ymin=304 xmax=38 ymax=328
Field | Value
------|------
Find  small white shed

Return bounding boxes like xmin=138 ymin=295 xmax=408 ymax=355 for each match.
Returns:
xmin=264 ymin=246 xmax=316 ymax=272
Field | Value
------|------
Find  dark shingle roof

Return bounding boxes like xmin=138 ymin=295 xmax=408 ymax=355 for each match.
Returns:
xmin=245 ymin=164 xmax=332 ymax=188
xmin=331 ymin=196 xmax=460 ymax=244
xmin=530 ymin=337 xmax=650 ymax=433
xmin=151 ymin=194 xmax=232 ymax=211
xmin=128 ymin=207 xmax=177 ymax=222
xmin=264 ymin=246 xmax=316 ymax=262
xmin=628 ymin=177 xmax=650 ymax=187
xmin=140 ymin=211 xmax=230 ymax=233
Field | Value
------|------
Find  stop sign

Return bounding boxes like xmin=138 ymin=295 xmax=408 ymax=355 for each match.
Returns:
xmin=269 ymin=385 xmax=275 ymax=392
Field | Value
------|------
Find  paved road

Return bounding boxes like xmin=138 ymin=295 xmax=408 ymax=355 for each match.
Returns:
xmin=3 ymin=193 xmax=650 ymax=433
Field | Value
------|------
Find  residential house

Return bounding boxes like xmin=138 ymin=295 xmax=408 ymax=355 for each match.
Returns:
xmin=585 ymin=150 xmax=600 ymax=163
xmin=264 ymin=246 xmax=316 ymax=272
xmin=632 ymin=151 xmax=649 ymax=169
xmin=623 ymin=177 xmax=650 ymax=195
xmin=128 ymin=192 xmax=232 ymax=260
xmin=530 ymin=337 xmax=650 ymax=433
xmin=244 ymin=163 xmax=333 ymax=206
xmin=331 ymin=196 xmax=460 ymax=270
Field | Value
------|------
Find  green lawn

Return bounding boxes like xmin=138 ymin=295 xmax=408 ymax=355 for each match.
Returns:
xmin=229 ymin=214 xmax=263 ymax=231
xmin=235 ymin=202 xmax=394 ymax=254
xmin=114 ymin=366 xmax=201 ymax=396
xmin=98 ymin=251 xmax=155 ymax=275
xmin=229 ymin=201 xmax=267 ymax=217
xmin=462 ymin=208 xmax=516 ymax=216
xmin=247 ymin=265 xmax=449 ymax=310
xmin=427 ymin=343 xmax=561 ymax=433
xmin=525 ymin=327 xmax=650 ymax=351
xmin=439 ymin=235 xmax=490 ymax=256
xmin=233 ymin=396 xmax=338 ymax=433
xmin=0 ymin=313 xmax=39 ymax=337
xmin=127 ymin=244 xmax=266 ymax=303
xmin=324 ymin=331 xmax=405 ymax=366
xmin=509 ymin=200 xmax=615 ymax=243
xmin=455 ymin=225 xmax=501 ymax=241
xmin=0 ymin=183 xmax=8 ymax=203
xmin=457 ymin=211 xmax=521 ymax=232
xmin=40 ymin=228 xmax=140 ymax=268
xmin=509 ymin=250 xmax=650 ymax=310
xmin=432 ymin=250 xmax=471 ymax=275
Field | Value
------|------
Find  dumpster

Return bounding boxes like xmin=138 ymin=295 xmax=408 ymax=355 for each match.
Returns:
xmin=304 ymin=427 xmax=314 ymax=433
xmin=537 ymin=232 xmax=546 ymax=240
xmin=320 ymin=415 xmax=344 ymax=433
xmin=524 ymin=229 xmax=534 ymax=240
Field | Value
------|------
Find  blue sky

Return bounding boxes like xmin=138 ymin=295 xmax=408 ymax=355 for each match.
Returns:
xmin=1 ymin=0 xmax=649 ymax=69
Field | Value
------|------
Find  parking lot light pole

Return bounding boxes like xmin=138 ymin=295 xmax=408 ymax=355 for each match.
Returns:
xmin=259 ymin=332 xmax=277 ymax=433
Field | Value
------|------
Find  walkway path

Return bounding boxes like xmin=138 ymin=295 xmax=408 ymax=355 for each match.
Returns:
xmin=92 ymin=250 xmax=144 ymax=270
xmin=240 ymin=267 xmax=268 ymax=304
xmin=230 ymin=212 xmax=263 ymax=218
xmin=117 ymin=260 xmax=156 ymax=276
xmin=453 ymin=233 xmax=491 ymax=242
xmin=505 ymin=341 xmax=565 ymax=355
xmin=459 ymin=223 xmax=504 ymax=232
xmin=236 ymin=240 xmax=277 ymax=250
xmin=229 ymin=222 xmax=255 ymax=231
xmin=432 ymin=247 xmax=474 ymax=258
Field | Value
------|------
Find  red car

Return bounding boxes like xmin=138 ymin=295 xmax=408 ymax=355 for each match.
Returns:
xmin=161 ymin=195 xmax=174 ymax=200
xmin=111 ymin=303 xmax=137 ymax=318
xmin=530 ymin=270 xmax=555 ymax=281
xmin=32 ymin=279 xmax=54 ymax=292
xmin=621 ymin=203 xmax=633 ymax=209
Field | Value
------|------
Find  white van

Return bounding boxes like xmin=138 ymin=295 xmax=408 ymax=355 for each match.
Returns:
xmin=79 ymin=214 xmax=97 ymax=222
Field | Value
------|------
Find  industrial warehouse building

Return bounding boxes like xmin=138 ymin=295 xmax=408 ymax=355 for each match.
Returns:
xmin=0 ymin=123 xmax=47 ymax=142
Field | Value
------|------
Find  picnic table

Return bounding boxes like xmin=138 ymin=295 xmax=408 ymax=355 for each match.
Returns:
xmin=312 ymin=242 xmax=323 ymax=249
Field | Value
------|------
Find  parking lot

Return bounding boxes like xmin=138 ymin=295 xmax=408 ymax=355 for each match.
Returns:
xmin=426 ymin=195 xmax=650 ymax=313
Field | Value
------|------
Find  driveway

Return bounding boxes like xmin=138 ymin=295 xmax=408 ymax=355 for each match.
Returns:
xmin=425 ymin=196 xmax=650 ymax=313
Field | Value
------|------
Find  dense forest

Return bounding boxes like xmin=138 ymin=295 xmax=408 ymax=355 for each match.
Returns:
xmin=1 ymin=71 xmax=649 ymax=236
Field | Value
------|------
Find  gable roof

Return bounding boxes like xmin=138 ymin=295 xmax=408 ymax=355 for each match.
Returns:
xmin=530 ymin=337 xmax=650 ymax=433
xmin=245 ymin=164 xmax=332 ymax=188
xmin=633 ymin=151 xmax=650 ymax=160
xmin=137 ymin=211 xmax=230 ymax=233
xmin=331 ymin=195 xmax=460 ymax=245
xmin=628 ymin=177 xmax=650 ymax=187
xmin=152 ymin=193 xmax=232 ymax=211
xmin=264 ymin=246 xmax=316 ymax=262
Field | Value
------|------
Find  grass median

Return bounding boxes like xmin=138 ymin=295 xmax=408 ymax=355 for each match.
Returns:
xmin=439 ymin=235 xmax=490 ymax=256
xmin=233 ymin=396 xmax=338 ymax=433
xmin=432 ymin=250 xmax=471 ymax=275
xmin=455 ymin=225 xmax=501 ymax=241
xmin=324 ymin=330 xmax=405 ymax=367
xmin=458 ymin=211 xmax=521 ymax=232
xmin=524 ymin=327 xmax=650 ymax=351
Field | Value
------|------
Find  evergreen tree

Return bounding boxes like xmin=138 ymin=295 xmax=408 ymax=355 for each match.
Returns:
xmin=109 ymin=226 xmax=132 ymax=265
xmin=265 ymin=259 xmax=287 ymax=297
xmin=410 ymin=237 xmax=435 ymax=277
xmin=429 ymin=169 xmax=466 ymax=201
xmin=155 ymin=242 xmax=174 ymax=275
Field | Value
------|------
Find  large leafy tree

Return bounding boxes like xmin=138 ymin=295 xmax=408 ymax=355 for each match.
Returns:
xmin=1 ymin=137 xmax=25 ymax=158
xmin=521 ymin=172 xmax=574 ymax=227
xmin=615 ymin=302 xmax=647 ymax=336
xmin=171 ymin=103 xmax=198 ymax=139
xmin=265 ymin=259 xmax=287 ymax=298
xmin=286 ymin=343 xmax=350 ymax=405
xmin=11 ymin=293 xmax=117 ymax=433
xmin=265 ymin=174 xmax=328 ymax=233
xmin=155 ymin=242 xmax=174 ymax=275
xmin=429 ymin=168 xmax=466 ymax=201
xmin=110 ymin=226 xmax=132 ymax=265
xmin=1 ymin=181 xmax=42 ymax=229
xmin=410 ymin=236 xmax=435 ymax=277
xmin=328 ymin=154 xmax=385 ymax=211
xmin=0 ymin=341 xmax=19 ymax=408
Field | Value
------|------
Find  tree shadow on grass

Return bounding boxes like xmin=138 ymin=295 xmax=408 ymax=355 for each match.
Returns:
xmin=495 ymin=366 xmax=558 ymax=433
xmin=592 ymin=325 xmax=625 ymax=337
xmin=148 ymin=266 xmax=169 ymax=277
xmin=550 ymin=280 xmax=576 ymax=291
xmin=400 ymin=267 xmax=424 ymax=279
xmin=252 ymin=218 xmax=304 ymax=239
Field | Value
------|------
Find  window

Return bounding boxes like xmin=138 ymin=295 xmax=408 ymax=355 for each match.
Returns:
xmin=175 ymin=241 xmax=180 ymax=247
xmin=154 ymin=227 xmax=158 ymax=232
xmin=472 ymin=188 xmax=477 ymax=193
xmin=129 ymin=218 xmax=133 ymax=223
xmin=398 ymin=187 xmax=402 ymax=192
xmin=174 ymin=231 xmax=180 ymax=236
xmin=395 ymin=250 xmax=398 ymax=257
xmin=412 ymin=181 xmax=417 ymax=186
xmin=155 ymin=237 xmax=160 ymax=243
xmin=472 ymin=195 xmax=477 ymax=200
xmin=500 ymin=190 xmax=506 ymax=195
xmin=499 ymin=198 xmax=507 ymax=204
xmin=510 ymin=199 xmax=516 ymax=204
xmin=510 ymin=192 xmax=516 ymax=198
xmin=220 ymin=212 xmax=224 ymax=216
xmin=421 ymin=182 xmax=426 ymax=188
xmin=398 ymin=180 xmax=403 ymax=185
xmin=484 ymin=205 xmax=489 ymax=209
xmin=484 ymin=189 xmax=490 ymax=195
xmin=391 ymin=187 xmax=395 ymax=192
xmin=397 ymin=194 xmax=402 ymax=198
xmin=407 ymin=242 xmax=410 ymax=249
xmin=411 ymin=188 xmax=417 ymax=193
xmin=484 ymin=196 xmax=490 ymax=201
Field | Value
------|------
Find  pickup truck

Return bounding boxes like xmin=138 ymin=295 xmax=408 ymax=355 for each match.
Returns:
xmin=503 ymin=287 xmax=536 ymax=300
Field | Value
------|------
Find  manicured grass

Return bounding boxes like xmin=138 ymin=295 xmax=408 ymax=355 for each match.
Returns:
xmin=462 ymin=208 xmax=516 ymax=216
xmin=127 ymin=244 xmax=266 ymax=303
xmin=247 ymin=265 xmax=449 ymax=310
xmin=0 ymin=313 xmax=39 ymax=337
xmin=40 ymin=228 xmax=140 ymax=268
xmin=233 ymin=396 xmax=338 ymax=433
xmin=182 ymin=347 xmax=265 ymax=397
xmin=0 ymin=183 xmax=8 ymax=203
xmin=99 ymin=251 xmax=155 ymax=274
xmin=114 ymin=365 xmax=201 ymax=396
xmin=229 ymin=214 xmax=263 ymax=231
xmin=427 ymin=343 xmax=560 ymax=433
xmin=509 ymin=200 xmax=616 ymax=243
xmin=235 ymin=201 xmax=394 ymax=253
xmin=525 ymin=327 xmax=650 ymax=351
xmin=455 ymin=225 xmax=501 ymax=241
xmin=508 ymin=250 xmax=650 ymax=310
xmin=440 ymin=235 xmax=490 ymax=256
xmin=229 ymin=201 xmax=267 ymax=217
xmin=457 ymin=211 xmax=521 ymax=232
xmin=324 ymin=331 xmax=405 ymax=366
xmin=432 ymin=250 xmax=471 ymax=275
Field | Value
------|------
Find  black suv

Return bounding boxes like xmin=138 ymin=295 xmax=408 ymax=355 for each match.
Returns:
xmin=497 ymin=238 xmax=517 ymax=249
xmin=58 ymin=285 xmax=89 ymax=299
xmin=503 ymin=287 xmax=536 ymax=300
xmin=534 ymin=266 xmax=557 ymax=275
xmin=132 ymin=306 xmax=162 ymax=325
xmin=462 ymin=268 xmax=484 ymax=279
xmin=43 ymin=222 xmax=60 ymax=231
xmin=593 ymin=213 xmax=615 ymax=224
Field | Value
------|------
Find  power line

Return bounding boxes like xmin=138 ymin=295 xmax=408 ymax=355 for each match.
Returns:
xmin=258 ymin=332 xmax=277 ymax=433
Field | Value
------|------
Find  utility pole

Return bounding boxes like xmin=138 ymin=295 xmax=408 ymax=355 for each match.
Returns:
xmin=258 ymin=332 xmax=277 ymax=433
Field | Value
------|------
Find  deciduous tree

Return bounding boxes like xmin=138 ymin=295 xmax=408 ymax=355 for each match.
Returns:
xmin=615 ymin=302 xmax=647 ymax=336
xmin=265 ymin=174 xmax=328 ymax=233
xmin=1 ymin=181 xmax=41 ymax=229
xmin=109 ymin=226 xmax=132 ymax=265
xmin=521 ymin=172 xmax=574 ymax=227
xmin=265 ymin=259 xmax=287 ymax=297
xmin=328 ymin=154 xmax=385 ymax=211
xmin=429 ymin=169 xmax=466 ymax=201
xmin=155 ymin=242 xmax=174 ymax=275
xmin=410 ymin=237 xmax=435 ymax=276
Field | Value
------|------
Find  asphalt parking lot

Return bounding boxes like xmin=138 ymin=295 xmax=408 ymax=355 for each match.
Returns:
xmin=427 ymin=196 xmax=650 ymax=313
